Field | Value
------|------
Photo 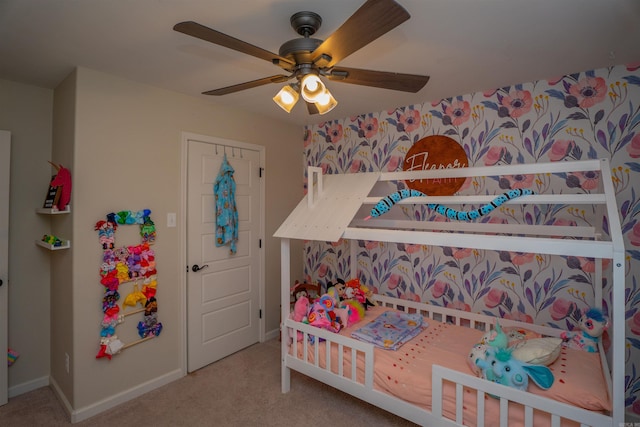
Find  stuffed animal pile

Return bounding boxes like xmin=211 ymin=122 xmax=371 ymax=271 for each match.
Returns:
xmin=468 ymin=307 xmax=607 ymax=394
xmin=327 ymin=278 xmax=376 ymax=310
xmin=287 ymin=278 xmax=369 ymax=343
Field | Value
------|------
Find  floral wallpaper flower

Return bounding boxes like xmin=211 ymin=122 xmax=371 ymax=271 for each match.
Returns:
xmin=301 ymin=62 xmax=640 ymax=414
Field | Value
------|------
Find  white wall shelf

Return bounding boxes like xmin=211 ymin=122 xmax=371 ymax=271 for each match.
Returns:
xmin=36 ymin=205 xmax=71 ymax=250
xmin=36 ymin=206 xmax=71 ymax=215
xmin=35 ymin=239 xmax=71 ymax=250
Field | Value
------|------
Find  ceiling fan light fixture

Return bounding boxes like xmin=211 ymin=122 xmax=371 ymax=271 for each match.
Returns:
xmin=300 ymin=74 xmax=326 ymax=103
xmin=176 ymin=0 xmax=429 ymax=116
xmin=314 ymin=89 xmax=338 ymax=115
xmin=273 ymin=84 xmax=300 ymax=113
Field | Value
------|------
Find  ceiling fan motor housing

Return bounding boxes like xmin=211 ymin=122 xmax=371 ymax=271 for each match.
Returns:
xmin=279 ymin=11 xmax=325 ymax=66
xmin=278 ymin=37 xmax=323 ymax=63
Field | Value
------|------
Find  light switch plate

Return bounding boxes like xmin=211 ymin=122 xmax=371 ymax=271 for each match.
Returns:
xmin=167 ymin=212 xmax=176 ymax=227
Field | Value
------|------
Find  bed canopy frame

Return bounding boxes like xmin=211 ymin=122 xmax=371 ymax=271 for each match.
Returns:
xmin=275 ymin=158 xmax=625 ymax=426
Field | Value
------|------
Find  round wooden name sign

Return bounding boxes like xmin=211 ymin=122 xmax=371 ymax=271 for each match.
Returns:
xmin=402 ymin=135 xmax=469 ymax=196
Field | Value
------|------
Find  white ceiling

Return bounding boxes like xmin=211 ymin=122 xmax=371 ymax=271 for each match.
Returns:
xmin=1 ymin=0 xmax=639 ymax=127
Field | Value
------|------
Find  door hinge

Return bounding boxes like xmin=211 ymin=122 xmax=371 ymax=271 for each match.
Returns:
xmin=259 ymin=167 xmax=264 ymax=178
xmin=259 ymin=239 xmax=262 ymax=248
xmin=259 ymin=309 xmax=262 ymax=319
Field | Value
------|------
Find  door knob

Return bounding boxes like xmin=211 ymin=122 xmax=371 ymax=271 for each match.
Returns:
xmin=191 ymin=264 xmax=209 ymax=272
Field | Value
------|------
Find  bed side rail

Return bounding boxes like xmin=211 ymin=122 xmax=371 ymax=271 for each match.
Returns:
xmin=283 ymin=318 xmax=375 ymax=389
xmin=373 ymin=294 xmax=562 ymax=337
xmin=432 ymin=365 xmax=612 ymax=427
xmin=284 ymin=318 xmax=453 ymax=426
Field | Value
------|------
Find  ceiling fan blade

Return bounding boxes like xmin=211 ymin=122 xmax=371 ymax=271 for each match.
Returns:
xmin=202 ymin=75 xmax=291 ymax=96
xmin=326 ymin=67 xmax=429 ymax=93
xmin=311 ymin=0 xmax=409 ymax=68
xmin=174 ymin=21 xmax=295 ymax=70
xmin=306 ymin=102 xmax=320 ymax=115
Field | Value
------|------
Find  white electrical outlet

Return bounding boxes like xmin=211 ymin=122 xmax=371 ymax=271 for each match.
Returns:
xmin=65 ymin=353 xmax=70 ymax=374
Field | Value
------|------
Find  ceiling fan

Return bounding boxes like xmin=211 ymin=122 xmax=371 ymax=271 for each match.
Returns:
xmin=173 ymin=0 xmax=430 ymax=115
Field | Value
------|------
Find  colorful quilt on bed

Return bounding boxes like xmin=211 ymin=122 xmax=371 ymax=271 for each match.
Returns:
xmin=351 ymin=310 xmax=426 ymax=350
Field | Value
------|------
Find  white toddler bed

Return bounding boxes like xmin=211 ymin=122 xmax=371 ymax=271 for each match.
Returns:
xmin=275 ymin=159 xmax=625 ymax=427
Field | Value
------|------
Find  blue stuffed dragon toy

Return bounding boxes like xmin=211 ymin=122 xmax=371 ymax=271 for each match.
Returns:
xmin=473 ymin=322 xmax=554 ymax=393
xmin=475 ymin=346 xmax=554 ymax=392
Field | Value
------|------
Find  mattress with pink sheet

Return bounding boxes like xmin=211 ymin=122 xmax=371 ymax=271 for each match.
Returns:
xmin=289 ymin=305 xmax=611 ymax=427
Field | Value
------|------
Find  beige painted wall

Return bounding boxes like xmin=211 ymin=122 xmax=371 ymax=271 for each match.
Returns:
xmin=0 ymin=79 xmax=53 ymax=392
xmin=1 ymin=68 xmax=305 ymax=416
xmin=59 ymin=67 xmax=303 ymax=411
xmin=50 ymin=70 xmax=76 ymax=403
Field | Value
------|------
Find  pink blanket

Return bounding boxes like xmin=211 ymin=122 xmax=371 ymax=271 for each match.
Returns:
xmin=290 ymin=305 xmax=611 ymax=427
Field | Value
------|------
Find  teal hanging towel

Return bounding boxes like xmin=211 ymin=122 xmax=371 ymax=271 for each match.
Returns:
xmin=214 ymin=153 xmax=238 ymax=254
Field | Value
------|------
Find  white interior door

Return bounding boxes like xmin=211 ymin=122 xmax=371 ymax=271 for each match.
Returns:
xmin=186 ymin=136 xmax=263 ymax=372
xmin=0 ymin=130 xmax=11 ymax=406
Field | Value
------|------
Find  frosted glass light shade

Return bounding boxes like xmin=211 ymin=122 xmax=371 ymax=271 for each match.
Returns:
xmin=273 ymin=85 xmax=299 ymax=113
xmin=315 ymin=90 xmax=338 ymax=114
xmin=300 ymin=74 xmax=326 ymax=103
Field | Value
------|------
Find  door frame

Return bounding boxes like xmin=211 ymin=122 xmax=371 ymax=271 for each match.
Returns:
xmin=0 ymin=130 xmax=10 ymax=406
xmin=179 ymin=131 xmax=265 ymax=374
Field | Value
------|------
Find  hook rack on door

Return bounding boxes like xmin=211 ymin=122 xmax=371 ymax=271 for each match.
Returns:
xmin=213 ymin=143 xmax=243 ymax=158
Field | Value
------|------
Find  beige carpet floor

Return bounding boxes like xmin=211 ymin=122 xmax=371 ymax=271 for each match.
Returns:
xmin=0 ymin=338 xmax=418 ymax=426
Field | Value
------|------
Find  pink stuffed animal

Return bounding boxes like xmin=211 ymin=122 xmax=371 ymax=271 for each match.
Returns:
xmin=341 ymin=299 xmax=365 ymax=326
xmin=292 ymin=296 xmax=309 ymax=322
xmin=288 ymin=296 xmax=310 ymax=342
xmin=308 ymin=295 xmax=341 ymax=333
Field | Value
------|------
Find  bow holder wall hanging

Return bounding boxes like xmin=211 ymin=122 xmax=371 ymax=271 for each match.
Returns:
xmin=95 ymin=209 xmax=162 ymax=360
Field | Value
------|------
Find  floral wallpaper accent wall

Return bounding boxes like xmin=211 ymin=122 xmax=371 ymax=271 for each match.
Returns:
xmin=302 ymin=63 xmax=640 ymax=414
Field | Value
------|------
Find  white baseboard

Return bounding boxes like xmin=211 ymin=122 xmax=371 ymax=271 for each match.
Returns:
xmin=51 ymin=369 xmax=183 ymax=423
xmin=8 ymin=375 xmax=49 ymax=398
xmin=49 ymin=376 xmax=73 ymax=419
xmin=265 ymin=327 xmax=279 ymax=342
